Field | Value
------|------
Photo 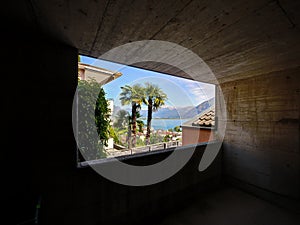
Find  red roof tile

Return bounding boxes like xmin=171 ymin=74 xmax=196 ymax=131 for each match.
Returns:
xmin=191 ymin=109 xmax=215 ymax=127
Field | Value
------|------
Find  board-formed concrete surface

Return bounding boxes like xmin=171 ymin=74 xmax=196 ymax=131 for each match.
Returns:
xmin=2 ymin=1 xmax=300 ymax=224
xmin=6 ymin=0 xmax=300 ymax=83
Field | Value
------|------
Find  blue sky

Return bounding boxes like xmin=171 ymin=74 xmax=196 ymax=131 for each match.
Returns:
xmin=80 ymin=55 xmax=215 ymax=108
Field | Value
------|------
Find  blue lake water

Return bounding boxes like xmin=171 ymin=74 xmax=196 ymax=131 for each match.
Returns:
xmin=141 ymin=118 xmax=188 ymax=130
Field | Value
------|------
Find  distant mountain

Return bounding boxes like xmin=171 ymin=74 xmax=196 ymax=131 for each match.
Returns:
xmin=113 ymin=97 xmax=215 ymax=119
xmin=182 ymin=97 xmax=215 ymax=118
xmin=139 ymin=106 xmax=194 ymax=119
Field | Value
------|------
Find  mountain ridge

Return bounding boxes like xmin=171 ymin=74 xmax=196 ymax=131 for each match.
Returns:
xmin=113 ymin=97 xmax=215 ymax=119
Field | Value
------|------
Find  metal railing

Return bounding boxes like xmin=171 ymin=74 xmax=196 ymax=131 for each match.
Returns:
xmin=132 ymin=140 xmax=181 ymax=152
xmin=107 ymin=141 xmax=182 ymax=157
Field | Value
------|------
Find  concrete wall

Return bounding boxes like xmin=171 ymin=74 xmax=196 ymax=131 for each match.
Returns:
xmin=221 ymin=68 xmax=300 ymax=199
xmin=56 ymin=146 xmax=221 ymax=225
xmin=2 ymin=27 xmax=78 ymax=225
xmin=2 ymin=28 xmax=222 ymax=225
xmin=4 ymin=12 xmax=299 ymax=224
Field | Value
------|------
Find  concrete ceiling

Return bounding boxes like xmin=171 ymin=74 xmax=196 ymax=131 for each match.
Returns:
xmin=8 ymin=0 xmax=300 ymax=83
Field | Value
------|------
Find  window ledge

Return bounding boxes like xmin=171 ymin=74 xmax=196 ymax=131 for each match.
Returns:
xmin=77 ymin=141 xmax=220 ymax=168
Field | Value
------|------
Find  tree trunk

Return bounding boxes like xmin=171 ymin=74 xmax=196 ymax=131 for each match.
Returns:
xmin=131 ymin=102 xmax=137 ymax=147
xmin=127 ymin=119 xmax=132 ymax=149
xmin=146 ymin=99 xmax=152 ymax=145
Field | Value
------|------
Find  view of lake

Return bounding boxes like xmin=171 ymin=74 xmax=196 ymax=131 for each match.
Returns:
xmin=141 ymin=118 xmax=189 ymax=130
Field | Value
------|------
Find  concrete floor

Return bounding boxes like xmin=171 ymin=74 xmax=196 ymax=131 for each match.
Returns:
xmin=155 ymin=187 xmax=300 ymax=225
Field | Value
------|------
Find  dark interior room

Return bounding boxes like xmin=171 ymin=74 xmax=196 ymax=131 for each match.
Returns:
xmin=2 ymin=0 xmax=299 ymax=224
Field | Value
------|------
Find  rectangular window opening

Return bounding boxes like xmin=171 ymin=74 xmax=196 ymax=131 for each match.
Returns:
xmin=76 ymin=55 xmax=216 ymax=164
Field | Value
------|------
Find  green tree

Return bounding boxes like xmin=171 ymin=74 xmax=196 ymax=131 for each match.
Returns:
xmin=125 ymin=111 xmax=145 ymax=147
xmin=174 ymin=126 xmax=181 ymax=132
xmin=108 ymin=126 xmax=120 ymax=145
xmin=144 ymin=82 xmax=167 ymax=144
xmin=150 ymin=133 xmax=164 ymax=144
xmin=77 ymin=78 xmax=110 ymax=160
xmin=163 ymin=134 xmax=172 ymax=142
xmin=95 ymin=87 xmax=111 ymax=145
xmin=135 ymin=111 xmax=145 ymax=133
xmin=119 ymin=84 xmax=145 ymax=148
xmin=113 ymin=109 xmax=130 ymax=129
xmin=112 ymin=109 xmax=131 ymax=147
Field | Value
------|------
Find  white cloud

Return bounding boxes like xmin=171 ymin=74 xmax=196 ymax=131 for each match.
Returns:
xmin=170 ymin=77 xmax=215 ymax=105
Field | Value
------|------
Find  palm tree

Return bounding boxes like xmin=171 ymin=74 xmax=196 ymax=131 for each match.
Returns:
xmin=135 ymin=111 xmax=145 ymax=133
xmin=119 ymin=84 xmax=145 ymax=148
xmin=144 ymin=82 xmax=167 ymax=145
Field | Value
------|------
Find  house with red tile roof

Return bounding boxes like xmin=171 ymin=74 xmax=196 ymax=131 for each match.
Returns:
xmin=181 ymin=107 xmax=216 ymax=146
